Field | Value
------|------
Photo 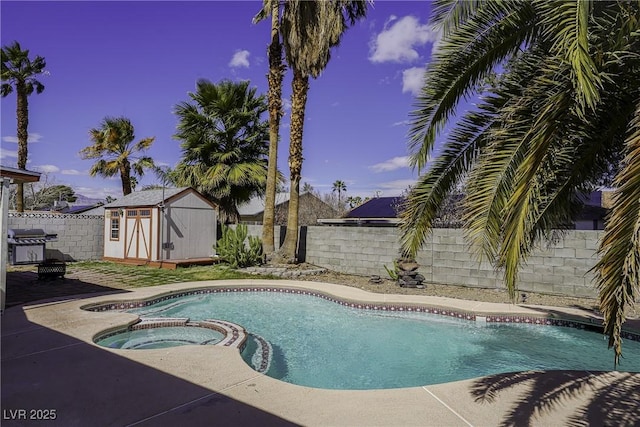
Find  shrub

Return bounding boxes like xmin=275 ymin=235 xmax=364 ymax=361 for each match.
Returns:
xmin=216 ymin=224 xmax=263 ymax=268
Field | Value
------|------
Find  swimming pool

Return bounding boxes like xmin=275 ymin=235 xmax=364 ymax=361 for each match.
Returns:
xmin=114 ymin=288 xmax=640 ymax=390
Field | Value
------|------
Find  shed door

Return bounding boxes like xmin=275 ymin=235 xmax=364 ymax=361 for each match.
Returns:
xmin=124 ymin=209 xmax=152 ymax=260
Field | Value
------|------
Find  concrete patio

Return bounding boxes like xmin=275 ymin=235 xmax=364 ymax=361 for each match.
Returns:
xmin=2 ymin=277 xmax=639 ymax=426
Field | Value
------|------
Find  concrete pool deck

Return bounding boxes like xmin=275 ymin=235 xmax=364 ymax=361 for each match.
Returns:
xmin=2 ymin=279 xmax=639 ymax=426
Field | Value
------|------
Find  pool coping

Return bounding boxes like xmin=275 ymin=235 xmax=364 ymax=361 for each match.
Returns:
xmin=3 ymin=279 xmax=639 ymax=426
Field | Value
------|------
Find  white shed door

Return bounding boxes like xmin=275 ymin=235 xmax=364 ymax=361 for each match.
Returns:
xmin=124 ymin=209 xmax=152 ymax=260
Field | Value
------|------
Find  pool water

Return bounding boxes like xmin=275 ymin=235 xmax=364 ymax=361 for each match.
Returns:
xmin=97 ymin=326 xmax=225 ymax=350
xmin=128 ymin=291 xmax=640 ymax=389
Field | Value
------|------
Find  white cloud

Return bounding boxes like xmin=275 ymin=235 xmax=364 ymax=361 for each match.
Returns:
xmin=0 ymin=149 xmax=18 ymax=159
xmin=347 ymin=179 xmax=417 ymax=199
xmin=75 ymin=186 xmax=120 ymax=200
xmin=229 ymin=50 xmax=250 ymax=68
xmin=369 ymin=156 xmax=410 ymax=173
xmin=392 ymin=120 xmax=411 ymax=127
xmin=33 ymin=164 xmax=60 ymax=173
xmin=379 ymin=179 xmax=417 ymax=194
xmin=2 ymin=133 xmax=43 ymax=143
xmin=402 ymin=67 xmax=426 ymax=96
xmin=369 ymin=16 xmax=439 ymax=63
xmin=61 ymin=169 xmax=84 ymax=175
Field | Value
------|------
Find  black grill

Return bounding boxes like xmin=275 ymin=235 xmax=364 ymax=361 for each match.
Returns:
xmin=7 ymin=228 xmax=58 ymax=265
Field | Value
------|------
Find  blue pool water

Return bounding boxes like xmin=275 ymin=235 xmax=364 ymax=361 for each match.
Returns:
xmin=128 ymin=291 xmax=640 ymax=389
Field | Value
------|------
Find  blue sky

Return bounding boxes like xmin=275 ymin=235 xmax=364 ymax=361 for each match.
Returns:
xmin=1 ymin=0 xmax=441 ymax=201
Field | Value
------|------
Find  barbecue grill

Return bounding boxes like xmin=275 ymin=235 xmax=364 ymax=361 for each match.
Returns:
xmin=7 ymin=228 xmax=58 ymax=265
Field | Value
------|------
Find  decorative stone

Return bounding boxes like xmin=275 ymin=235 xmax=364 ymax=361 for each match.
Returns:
xmin=397 ymin=260 xmax=419 ymax=272
xmin=395 ymin=258 xmax=424 ymax=288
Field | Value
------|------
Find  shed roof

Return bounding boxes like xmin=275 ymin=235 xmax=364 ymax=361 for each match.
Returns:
xmin=345 ymin=197 xmax=404 ymax=218
xmin=102 ymin=187 xmax=194 ymax=208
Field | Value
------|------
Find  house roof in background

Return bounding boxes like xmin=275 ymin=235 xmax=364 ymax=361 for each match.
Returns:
xmin=238 ymin=192 xmax=324 ymax=216
xmin=102 ymin=187 xmax=191 ymax=208
xmin=345 ymin=196 xmax=404 ymax=218
xmin=65 ymin=204 xmax=104 ymax=214
xmin=238 ymin=193 xmax=290 ymax=216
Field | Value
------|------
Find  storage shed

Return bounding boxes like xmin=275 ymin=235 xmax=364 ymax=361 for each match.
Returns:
xmin=102 ymin=187 xmax=217 ymax=264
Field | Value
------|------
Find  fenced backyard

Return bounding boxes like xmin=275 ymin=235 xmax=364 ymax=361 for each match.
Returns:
xmin=8 ymin=213 xmax=602 ymax=298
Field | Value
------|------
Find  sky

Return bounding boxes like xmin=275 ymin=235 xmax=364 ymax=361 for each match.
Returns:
xmin=1 ymin=0 xmax=441 ymax=202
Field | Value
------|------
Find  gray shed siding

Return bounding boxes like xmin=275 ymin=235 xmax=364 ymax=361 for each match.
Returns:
xmin=162 ymin=191 xmax=217 ymax=260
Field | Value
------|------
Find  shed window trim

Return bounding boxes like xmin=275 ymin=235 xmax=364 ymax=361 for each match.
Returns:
xmin=110 ymin=210 xmax=120 ymax=240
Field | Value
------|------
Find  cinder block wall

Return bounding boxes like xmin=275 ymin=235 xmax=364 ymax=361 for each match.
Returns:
xmin=305 ymin=226 xmax=399 ymax=277
xmin=7 ymin=215 xmax=601 ymax=298
xmin=8 ymin=212 xmax=104 ymax=262
xmin=253 ymin=225 xmax=601 ymax=298
xmin=412 ymin=229 xmax=600 ymax=298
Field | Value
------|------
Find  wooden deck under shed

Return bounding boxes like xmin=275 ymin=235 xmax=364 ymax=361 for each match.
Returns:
xmin=105 ymin=257 xmax=220 ymax=270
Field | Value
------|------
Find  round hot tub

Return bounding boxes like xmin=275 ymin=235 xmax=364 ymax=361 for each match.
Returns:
xmin=94 ymin=318 xmax=246 ymax=350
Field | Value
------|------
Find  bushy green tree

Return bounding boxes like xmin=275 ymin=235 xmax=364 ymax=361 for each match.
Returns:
xmin=26 ymin=184 xmax=77 ymax=211
xmin=172 ymin=79 xmax=270 ymax=224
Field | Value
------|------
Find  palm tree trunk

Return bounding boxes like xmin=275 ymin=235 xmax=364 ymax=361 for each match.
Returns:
xmin=16 ymin=84 xmax=28 ymax=212
xmin=120 ymin=161 xmax=132 ymax=195
xmin=280 ymin=69 xmax=309 ymax=262
xmin=262 ymin=1 xmax=284 ymax=261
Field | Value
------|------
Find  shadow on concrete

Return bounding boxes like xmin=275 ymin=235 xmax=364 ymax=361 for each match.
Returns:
xmin=5 ymin=270 xmax=130 ymax=308
xmin=470 ymin=370 xmax=640 ymax=427
xmin=1 ymin=305 xmax=298 ymax=426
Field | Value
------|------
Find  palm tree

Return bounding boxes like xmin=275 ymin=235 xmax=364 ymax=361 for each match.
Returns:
xmin=80 ymin=117 xmax=155 ymax=196
xmin=302 ymin=182 xmax=314 ymax=194
xmin=1 ymin=41 xmax=46 ymax=212
xmin=278 ymin=0 xmax=369 ymax=262
xmin=400 ymin=0 xmax=640 ymax=364
xmin=172 ymin=79 xmax=270 ymax=223
xmin=332 ymin=179 xmax=347 ymax=205
xmin=254 ymin=0 xmax=286 ymax=260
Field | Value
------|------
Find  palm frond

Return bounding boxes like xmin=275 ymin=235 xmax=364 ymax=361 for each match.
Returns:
xmin=408 ymin=0 xmax=536 ymax=171
xmin=596 ymin=101 xmax=640 ymax=366
xmin=536 ymin=0 xmax=601 ymax=117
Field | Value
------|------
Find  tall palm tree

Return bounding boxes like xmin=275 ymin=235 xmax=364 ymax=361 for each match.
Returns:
xmin=1 ymin=41 xmax=46 ymax=212
xmin=172 ymin=79 xmax=270 ymax=223
xmin=278 ymin=0 xmax=369 ymax=262
xmin=254 ymin=0 xmax=286 ymax=260
xmin=80 ymin=117 xmax=155 ymax=196
xmin=400 ymin=0 xmax=640 ymax=364
xmin=332 ymin=179 xmax=347 ymax=205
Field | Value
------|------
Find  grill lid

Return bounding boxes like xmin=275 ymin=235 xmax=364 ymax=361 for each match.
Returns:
xmin=8 ymin=228 xmax=47 ymax=238
xmin=7 ymin=228 xmax=57 ymax=244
